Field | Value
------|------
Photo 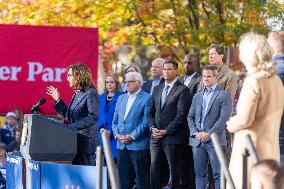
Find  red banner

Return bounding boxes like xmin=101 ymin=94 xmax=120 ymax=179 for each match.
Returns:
xmin=0 ymin=24 xmax=98 ymax=114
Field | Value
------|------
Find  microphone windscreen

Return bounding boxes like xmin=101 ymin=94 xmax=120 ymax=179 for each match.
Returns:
xmin=39 ymin=98 xmax=46 ymax=104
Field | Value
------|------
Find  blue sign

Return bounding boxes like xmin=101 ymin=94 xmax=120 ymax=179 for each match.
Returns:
xmin=6 ymin=154 xmax=23 ymax=189
xmin=40 ymin=162 xmax=108 ymax=189
xmin=27 ymin=159 xmax=40 ymax=189
xmin=6 ymin=154 xmax=109 ymax=189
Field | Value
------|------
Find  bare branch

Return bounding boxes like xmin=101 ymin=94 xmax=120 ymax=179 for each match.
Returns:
xmin=187 ymin=0 xmax=200 ymax=30
xmin=186 ymin=0 xmax=195 ymax=28
xmin=201 ymin=1 xmax=210 ymax=20
xmin=215 ymin=0 xmax=225 ymax=24
xmin=170 ymin=0 xmax=189 ymax=54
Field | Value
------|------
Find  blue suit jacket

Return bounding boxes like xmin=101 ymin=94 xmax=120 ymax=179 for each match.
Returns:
xmin=53 ymin=87 xmax=99 ymax=155
xmin=112 ymin=90 xmax=150 ymax=151
xmin=97 ymin=92 xmax=121 ymax=157
xmin=187 ymin=85 xmax=232 ymax=147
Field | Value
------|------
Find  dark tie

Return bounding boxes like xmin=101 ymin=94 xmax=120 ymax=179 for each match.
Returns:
xmin=161 ymin=85 xmax=170 ymax=108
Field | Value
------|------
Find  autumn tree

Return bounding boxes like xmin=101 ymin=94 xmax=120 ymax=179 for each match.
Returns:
xmin=0 ymin=0 xmax=283 ymax=71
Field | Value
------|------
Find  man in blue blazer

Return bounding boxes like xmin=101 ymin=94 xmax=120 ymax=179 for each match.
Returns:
xmin=188 ymin=65 xmax=232 ymax=189
xmin=112 ymin=71 xmax=151 ymax=189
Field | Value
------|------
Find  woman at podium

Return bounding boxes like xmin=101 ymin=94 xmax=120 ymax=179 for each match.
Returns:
xmin=46 ymin=63 xmax=99 ymax=166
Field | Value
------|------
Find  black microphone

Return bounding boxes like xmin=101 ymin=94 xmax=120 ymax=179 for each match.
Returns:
xmin=30 ymin=98 xmax=46 ymax=113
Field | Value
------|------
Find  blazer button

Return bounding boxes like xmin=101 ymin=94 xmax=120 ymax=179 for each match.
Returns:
xmin=105 ymin=122 xmax=108 ymax=125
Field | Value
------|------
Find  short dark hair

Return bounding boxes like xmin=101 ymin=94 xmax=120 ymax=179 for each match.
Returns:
xmin=209 ymin=44 xmax=225 ymax=56
xmin=203 ymin=65 xmax=218 ymax=76
xmin=163 ymin=60 xmax=178 ymax=70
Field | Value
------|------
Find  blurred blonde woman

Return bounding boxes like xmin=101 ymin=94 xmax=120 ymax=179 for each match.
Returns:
xmin=227 ymin=32 xmax=284 ymax=189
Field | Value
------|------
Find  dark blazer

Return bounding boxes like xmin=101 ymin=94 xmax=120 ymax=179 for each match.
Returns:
xmin=179 ymin=72 xmax=201 ymax=106
xmin=187 ymin=85 xmax=232 ymax=147
xmin=97 ymin=91 xmax=121 ymax=158
xmin=53 ymin=87 xmax=99 ymax=155
xmin=148 ymin=80 xmax=191 ymax=144
xmin=142 ymin=77 xmax=165 ymax=94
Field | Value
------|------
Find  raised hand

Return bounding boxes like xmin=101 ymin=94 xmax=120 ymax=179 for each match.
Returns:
xmin=46 ymin=86 xmax=60 ymax=102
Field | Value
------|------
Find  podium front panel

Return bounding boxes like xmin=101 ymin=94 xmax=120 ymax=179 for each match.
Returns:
xmin=20 ymin=114 xmax=77 ymax=161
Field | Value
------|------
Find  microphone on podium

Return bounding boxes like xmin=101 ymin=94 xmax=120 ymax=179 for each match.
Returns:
xmin=30 ymin=98 xmax=46 ymax=114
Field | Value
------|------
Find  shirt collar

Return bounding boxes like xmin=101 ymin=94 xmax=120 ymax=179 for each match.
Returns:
xmin=185 ymin=72 xmax=196 ymax=78
xmin=165 ymin=78 xmax=177 ymax=88
xmin=128 ymin=88 xmax=141 ymax=96
xmin=204 ymin=83 xmax=217 ymax=92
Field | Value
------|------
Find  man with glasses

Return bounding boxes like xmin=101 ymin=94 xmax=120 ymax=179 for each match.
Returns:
xmin=112 ymin=71 xmax=151 ymax=189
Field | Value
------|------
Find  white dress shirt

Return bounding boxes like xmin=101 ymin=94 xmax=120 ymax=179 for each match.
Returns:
xmin=164 ymin=78 xmax=177 ymax=95
xmin=183 ymin=73 xmax=196 ymax=86
xmin=124 ymin=88 xmax=141 ymax=120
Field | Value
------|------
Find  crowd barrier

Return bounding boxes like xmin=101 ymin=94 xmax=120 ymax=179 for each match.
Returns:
xmin=211 ymin=133 xmax=260 ymax=189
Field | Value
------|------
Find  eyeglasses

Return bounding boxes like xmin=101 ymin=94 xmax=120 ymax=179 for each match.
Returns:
xmin=125 ymin=80 xmax=137 ymax=84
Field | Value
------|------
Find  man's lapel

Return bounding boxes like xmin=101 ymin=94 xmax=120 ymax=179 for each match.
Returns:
xmin=204 ymin=87 xmax=220 ymax=116
xmin=157 ymin=84 xmax=164 ymax=112
xmin=196 ymin=91 xmax=203 ymax=117
xmin=187 ymin=73 xmax=198 ymax=89
xmin=218 ymin=64 xmax=227 ymax=80
xmin=161 ymin=81 xmax=179 ymax=111
xmin=70 ymin=91 xmax=87 ymax=114
xmin=124 ymin=91 xmax=142 ymax=120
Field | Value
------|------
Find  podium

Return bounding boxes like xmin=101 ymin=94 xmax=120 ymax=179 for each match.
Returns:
xmin=20 ymin=114 xmax=77 ymax=162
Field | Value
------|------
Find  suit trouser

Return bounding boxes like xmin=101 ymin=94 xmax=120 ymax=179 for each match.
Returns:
xmin=117 ymin=149 xmax=150 ymax=189
xmin=193 ymin=145 xmax=221 ymax=189
xmin=150 ymin=142 xmax=183 ymax=189
xmin=180 ymin=145 xmax=196 ymax=189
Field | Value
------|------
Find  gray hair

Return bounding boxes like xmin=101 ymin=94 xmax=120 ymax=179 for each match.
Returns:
xmin=125 ymin=71 xmax=143 ymax=83
xmin=152 ymin=58 xmax=165 ymax=65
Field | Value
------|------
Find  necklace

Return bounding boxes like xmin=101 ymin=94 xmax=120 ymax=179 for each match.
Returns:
xmin=107 ymin=95 xmax=113 ymax=101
